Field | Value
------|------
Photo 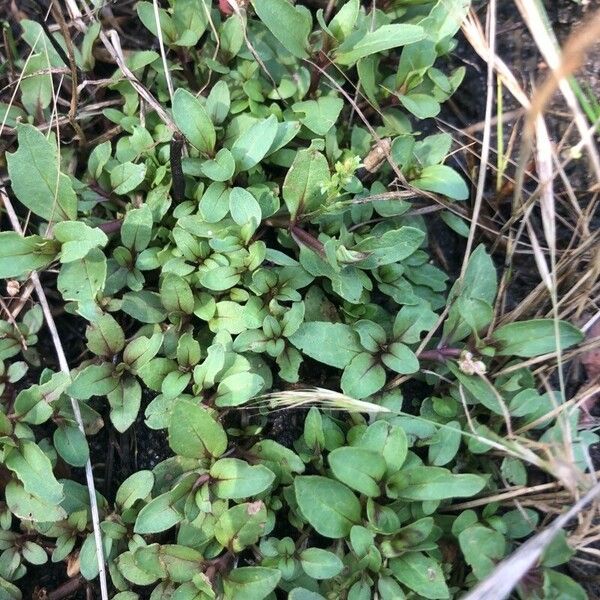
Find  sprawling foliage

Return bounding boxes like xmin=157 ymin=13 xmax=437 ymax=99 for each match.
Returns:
xmin=0 ymin=1 xmax=591 ymax=598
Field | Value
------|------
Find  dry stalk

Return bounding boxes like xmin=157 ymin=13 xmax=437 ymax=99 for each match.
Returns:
xmin=459 ymin=0 xmax=496 ymax=279
xmin=462 ymin=480 xmax=600 ymax=600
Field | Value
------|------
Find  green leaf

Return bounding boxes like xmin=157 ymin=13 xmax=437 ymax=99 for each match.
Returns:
xmin=200 ymin=148 xmax=235 ymax=181
xmin=231 ymin=115 xmax=278 ymax=172
xmin=5 ymin=480 xmax=66 ymax=522
xmin=121 ymin=291 xmax=168 ymax=323
xmin=389 ymin=553 xmax=449 ymax=599
xmin=299 ymin=548 xmax=343 ymax=579
xmin=354 ymin=320 xmax=386 ymax=352
xmin=22 ymin=541 xmax=48 ymax=565
xmin=130 ymin=544 xmax=203 ymax=584
xmin=294 ymin=476 xmax=361 ymax=538
xmin=116 ymin=550 xmax=160 ymax=585
xmin=411 ymin=164 xmax=469 ymax=200
xmin=123 ymin=331 xmax=163 ymax=372
xmin=292 ymin=97 xmax=344 ymax=136
xmin=303 ymin=407 xmax=325 ymax=451
xmin=160 ymin=273 xmax=195 ymax=315
xmin=214 ymin=502 xmax=267 ymax=552
xmin=398 ymin=93 xmax=440 ymax=119
xmin=107 ymin=377 xmax=142 ymax=433
xmin=20 ymin=54 xmax=52 ymax=115
xmin=216 ymin=372 xmax=264 ymax=407
xmin=5 ymin=441 xmax=64 ymax=505
xmin=209 ymin=301 xmax=251 ymax=335
xmin=222 ymin=566 xmax=281 ymax=600
xmin=86 ymin=313 xmax=125 ymax=357
xmin=68 ymin=363 xmax=119 ymax=399
xmin=428 ymin=421 xmax=462 ymax=466
xmin=110 ymin=162 xmax=147 ymax=195
xmin=79 ymin=533 xmax=101 ymax=580
xmin=200 ymin=266 xmax=240 ymax=291
xmin=250 ymin=439 xmax=305 ymax=479
xmin=134 ymin=493 xmax=183 ymax=535
xmin=328 ymin=447 xmax=386 ymax=497
xmin=387 ymin=466 xmax=486 ymax=501
xmin=137 ymin=1 xmax=177 ymax=42
xmin=0 ymin=232 xmax=58 ymax=278
xmin=168 ymin=399 xmax=227 ymax=458
xmin=172 ymin=0 xmax=208 ymax=46
xmin=354 ymin=226 xmax=425 ymax=267
xmin=206 ymin=80 xmax=230 ymax=125
xmin=458 ymin=525 xmax=506 ymax=580
xmin=381 ymin=342 xmax=419 ymax=375
xmin=288 ymin=322 xmax=361 ymax=368
xmin=455 ymin=245 xmax=497 ymax=304
xmin=210 ymin=458 xmax=275 ymax=499
xmin=173 ymin=88 xmax=216 ymax=154
xmin=492 ymin=319 xmax=583 ymax=357
xmin=380 ymin=517 xmax=435 ymax=557
xmin=121 ymin=205 xmax=153 ymax=252
xmin=420 ymin=0 xmax=471 ymax=42
xmin=502 ymin=507 xmax=538 ymax=539
xmin=542 ymin=531 xmax=575 ymax=568
xmin=357 ymin=421 xmax=408 ymax=475
xmin=53 ymin=424 xmax=89 ymax=467
xmin=289 ymin=590 xmax=326 ymax=600
xmin=53 ymin=221 xmax=108 ymax=263
xmin=57 ymin=247 xmax=106 ymax=304
xmin=251 ymin=0 xmax=311 ymax=59
xmin=444 ymin=245 xmax=496 ymax=342
xmin=116 ymin=471 xmax=154 ymax=509
xmin=7 ymin=123 xmax=77 ymax=221
xmin=229 ymin=187 xmax=262 ymax=228
xmin=282 ymin=148 xmax=329 ymax=221
xmin=544 ymin=571 xmax=587 ymax=600
xmin=341 ymin=352 xmax=386 ymax=399
xmin=335 ymin=24 xmax=425 ymax=65
xmin=328 ymin=0 xmax=359 ymax=42
xmin=88 ymin=140 xmax=111 ymax=179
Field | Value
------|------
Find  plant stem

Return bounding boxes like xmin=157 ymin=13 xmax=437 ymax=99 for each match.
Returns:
xmin=97 ymin=218 xmax=123 ymax=234
xmin=418 ymin=347 xmax=463 ymax=362
xmin=48 ymin=576 xmax=85 ymax=600
xmin=170 ymin=133 xmax=185 ymax=202
xmin=290 ymin=226 xmax=326 ymax=257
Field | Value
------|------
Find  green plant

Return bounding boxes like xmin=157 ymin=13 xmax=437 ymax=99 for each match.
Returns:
xmin=0 ymin=1 xmax=593 ymax=598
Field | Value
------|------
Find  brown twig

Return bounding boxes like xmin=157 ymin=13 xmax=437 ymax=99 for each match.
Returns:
xmin=47 ymin=576 xmax=85 ymax=600
xmin=170 ymin=133 xmax=185 ymax=202
xmin=50 ymin=0 xmax=86 ymax=144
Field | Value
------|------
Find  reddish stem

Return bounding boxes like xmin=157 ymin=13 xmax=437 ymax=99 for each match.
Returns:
xmin=97 ymin=219 xmax=123 ymax=234
xmin=290 ymin=226 xmax=326 ymax=257
xmin=417 ymin=347 xmax=463 ymax=362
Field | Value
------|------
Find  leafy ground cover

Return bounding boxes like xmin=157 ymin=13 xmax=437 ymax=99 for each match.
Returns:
xmin=0 ymin=0 xmax=599 ymax=598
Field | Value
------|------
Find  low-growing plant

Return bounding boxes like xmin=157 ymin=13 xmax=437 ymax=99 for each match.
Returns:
xmin=0 ymin=0 xmax=593 ymax=598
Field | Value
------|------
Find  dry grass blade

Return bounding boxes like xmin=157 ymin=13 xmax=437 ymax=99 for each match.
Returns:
xmin=462 ymin=9 xmax=531 ymax=109
xmin=0 ymin=190 xmax=109 ymax=600
xmin=515 ymin=0 xmax=600 ymax=185
xmin=462 ymin=480 xmax=600 ymax=600
xmin=152 ymin=0 xmax=174 ymax=101
xmin=249 ymin=388 xmax=392 ymax=414
xmin=459 ymin=0 xmax=496 ymax=279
